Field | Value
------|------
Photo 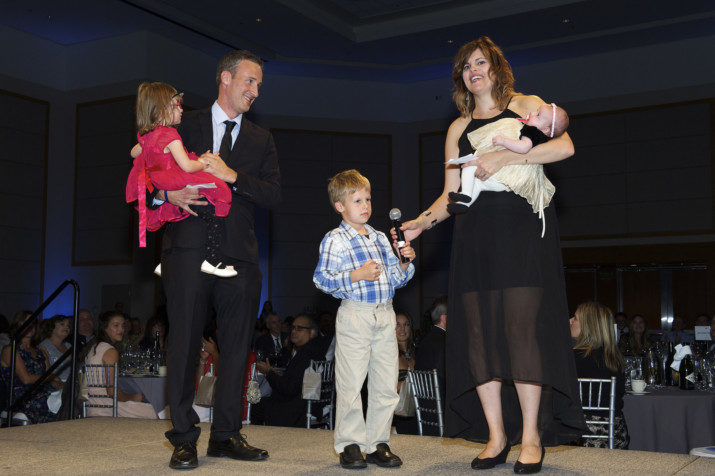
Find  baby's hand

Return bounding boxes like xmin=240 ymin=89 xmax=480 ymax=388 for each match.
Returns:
xmin=357 ymin=259 xmax=381 ymax=281
xmin=492 ymin=135 xmax=505 ymax=147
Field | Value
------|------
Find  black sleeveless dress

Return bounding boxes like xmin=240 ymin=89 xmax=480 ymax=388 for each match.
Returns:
xmin=444 ymin=108 xmax=585 ymax=446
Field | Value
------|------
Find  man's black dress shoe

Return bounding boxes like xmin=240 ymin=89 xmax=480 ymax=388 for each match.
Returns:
xmin=366 ymin=443 xmax=402 ymax=468
xmin=170 ymin=442 xmax=198 ymax=470
xmin=206 ymin=435 xmax=268 ymax=461
xmin=340 ymin=443 xmax=367 ymax=469
xmin=471 ymin=444 xmax=511 ymax=470
xmin=513 ymin=447 xmax=545 ymax=474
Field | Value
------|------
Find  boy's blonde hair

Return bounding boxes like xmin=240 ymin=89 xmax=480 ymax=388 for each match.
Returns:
xmin=136 ymin=82 xmax=180 ymax=135
xmin=327 ymin=169 xmax=370 ymax=211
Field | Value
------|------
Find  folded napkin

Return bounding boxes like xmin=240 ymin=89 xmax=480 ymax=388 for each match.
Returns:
xmin=670 ymin=344 xmax=693 ymax=371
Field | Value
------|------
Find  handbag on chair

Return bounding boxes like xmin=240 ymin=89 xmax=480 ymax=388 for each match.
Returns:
xmin=195 ymin=375 xmax=217 ymax=407
xmin=302 ymin=362 xmax=322 ymax=400
xmin=394 ymin=378 xmax=415 ymax=417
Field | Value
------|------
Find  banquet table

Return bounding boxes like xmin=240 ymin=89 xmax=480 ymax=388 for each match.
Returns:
xmin=118 ymin=375 xmax=168 ymax=415
xmin=623 ymin=386 xmax=715 ymax=454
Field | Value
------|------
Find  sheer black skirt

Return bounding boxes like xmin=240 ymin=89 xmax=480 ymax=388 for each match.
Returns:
xmin=445 ymin=191 xmax=585 ymax=446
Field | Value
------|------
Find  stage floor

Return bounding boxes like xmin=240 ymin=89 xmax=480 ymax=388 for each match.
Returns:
xmin=0 ymin=418 xmax=713 ymax=475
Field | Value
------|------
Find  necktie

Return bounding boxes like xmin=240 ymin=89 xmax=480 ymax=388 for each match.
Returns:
xmin=219 ymin=120 xmax=236 ymax=161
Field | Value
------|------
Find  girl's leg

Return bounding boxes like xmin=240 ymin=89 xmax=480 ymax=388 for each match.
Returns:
xmin=194 ymin=205 xmax=223 ymax=265
xmin=475 ymin=379 xmax=508 ymax=458
xmin=514 ymin=381 xmax=542 ymax=463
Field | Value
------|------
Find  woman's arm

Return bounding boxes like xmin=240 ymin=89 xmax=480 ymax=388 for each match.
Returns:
xmin=102 ymin=347 xmax=142 ymax=402
xmin=8 ymin=350 xmax=42 ymax=385
xmin=166 ymin=140 xmax=207 ymax=174
xmin=130 ymin=143 xmax=142 ymax=159
xmin=395 ymin=117 xmax=467 ymax=242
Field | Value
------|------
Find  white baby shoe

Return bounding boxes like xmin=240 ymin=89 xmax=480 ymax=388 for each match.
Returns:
xmin=200 ymin=260 xmax=237 ymax=278
xmin=154 ymin=263 xmax=162 ymax=277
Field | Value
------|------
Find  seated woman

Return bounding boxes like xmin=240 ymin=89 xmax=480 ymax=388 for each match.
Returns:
xmin=393 ymin=311 xmax=418 ymax=435
xmin=0 ymin=310 xmax=61 ymax=424
xmin=139 ymin=315 xmax=168 ymax=352
xmin=619 ymin=314 xmax=653 ymax=356
xmin=82 ymin=311 xmax=157 ymax=419
xmin=570 ymin=302 xmax=629 ymax=449
xmin=38 ymin=315 xmax=72 ymax=382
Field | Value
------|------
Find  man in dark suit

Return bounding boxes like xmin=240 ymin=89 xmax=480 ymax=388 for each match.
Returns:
xmin=255 ymin=315 xmax=326 ymax=427
xmin=415 ymin=295 xmax=447 ymax=436
xmin=154 ymin=50 xmax=281 ymax=469
xmin=253 ymin=312 xmax=286 ymax=362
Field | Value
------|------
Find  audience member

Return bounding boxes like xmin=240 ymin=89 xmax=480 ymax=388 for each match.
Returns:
xmin=664 ymin=316 xmax=694 ymax=345
xmin=570 ymin=302 xmax=629 ymax=449
xmin=613 ymin=312 xmax=628 ymax=342
xmin=315 ymin=311 xmax=335 ymax=358
xmin=254 ymin=312 xmax=285 ymax=361
xmin=255 ymin=314 xmax=325 ymax=427
xmin=620 ymin=314 xmax=653 ymax=356
xmin=0 ymin=311 xmax=61 ymax=423
xmin=281 ymin=315 xmax=294 ymax=335
xmin=140 ymin=315 xmax=168 ymax=351
xmin=0 ymin=314 xmax=10 ymax=349
xmin=708 ymin=316 xmax=715 ymax=354
xmin=393 ymin=310 xmax=417 ymax=435
xmin=416 ymin=295 xmax=447 ymax=403
xmin=193 ymin=333 xmax=220 ymax=422
xmin=395 ymin=311 xmax=416 ymax=393
xmin=128 ymin=317 xmax=144 ymax=346
xmin=694 ymin=314 xmax=709 ymax=327
xmin=38 ymin=315 xmax=72 ymax=382
xmin=81 ymin=310 xmax=157 ymax=418
xmin=75 ymin=309 xmax=96 ymax=350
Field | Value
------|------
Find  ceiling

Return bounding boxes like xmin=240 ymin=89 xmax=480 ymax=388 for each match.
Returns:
xmin=1 ymin=0 xmax=713 ymax=82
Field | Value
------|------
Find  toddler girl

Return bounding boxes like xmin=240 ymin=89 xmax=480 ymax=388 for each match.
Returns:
xmin=126 ymin=82 xmax=235 ymax=277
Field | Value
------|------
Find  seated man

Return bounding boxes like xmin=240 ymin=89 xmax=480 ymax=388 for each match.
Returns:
xmin=415 ymin=295 xmax=447 ymax=436
xmin=254 ymin=312 xmax=286 ymax=362
xmin=255 ymin=314 xmax=325 ymax=427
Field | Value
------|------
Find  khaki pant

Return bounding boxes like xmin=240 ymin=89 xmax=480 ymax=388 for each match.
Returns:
xmin=333 ymin=299 xmax=399 ymax=454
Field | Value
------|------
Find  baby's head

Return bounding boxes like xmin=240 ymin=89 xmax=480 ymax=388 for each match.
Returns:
xmin=527 ymin=103 xmax=569 ymax=139
xmin=328 ymin=169 xmax=372 ymax=221
xmin=136 ymin=82 xmax=184 ymax=135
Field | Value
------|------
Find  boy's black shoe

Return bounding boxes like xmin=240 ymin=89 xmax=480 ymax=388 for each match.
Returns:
xmin=340 ymin=444 xmax=367 ymax=469
xmin=448 ymin=191 xmax=471 ymax=203
xmin=447 ymin=203 xmax=468 ymax=215
xmin=366 ymin=443 xmax=403 ymax=468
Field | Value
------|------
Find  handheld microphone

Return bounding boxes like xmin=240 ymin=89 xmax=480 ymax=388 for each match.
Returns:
xmin=389 ymin=208 xmax=409 ymax=263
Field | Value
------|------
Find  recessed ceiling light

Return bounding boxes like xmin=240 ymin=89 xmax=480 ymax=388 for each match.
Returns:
xmin=447 ymin=39 xmax=454 ymax=44
xmin=562 ymin=18 xmax=571 ymax=23
xmin=255 ymin=18 xmax=262 ymax=23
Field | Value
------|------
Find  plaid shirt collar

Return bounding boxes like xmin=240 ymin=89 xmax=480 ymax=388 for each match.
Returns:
xmin=339 ymin=220 xmax=378 ymax=242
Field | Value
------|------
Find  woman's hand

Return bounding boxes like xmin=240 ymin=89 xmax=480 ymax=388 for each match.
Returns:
xmin=463 ymin=150 xmax=507 ymax=181
xmin=391 ymin=219 xmax=423 ymax=243
xmin=201 ymin=337 xmax=218 ymax=359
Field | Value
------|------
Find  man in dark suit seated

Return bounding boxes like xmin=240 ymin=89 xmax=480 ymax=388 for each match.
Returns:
xmin=415 ymin=295 xmax=447 ymax=435
xmin=255 ymin=315 xmax=325 ymax=427
xmin=254 ymin=312 xmax=286 ymax=363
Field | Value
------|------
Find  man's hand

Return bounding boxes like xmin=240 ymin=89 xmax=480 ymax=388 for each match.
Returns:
xmin=352 ymin=259 xmax=381 ymax=282
xmin=166 ymin=185 xmax=208 ymax=216
xmin=202 ymin=153 xmax=237 ymax=184
xmin=255 ymin=359 xmax=271 ymax=374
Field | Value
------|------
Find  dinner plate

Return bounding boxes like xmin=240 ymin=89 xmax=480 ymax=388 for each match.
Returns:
xmin=627 ymin=390 xmax=650 ymax=395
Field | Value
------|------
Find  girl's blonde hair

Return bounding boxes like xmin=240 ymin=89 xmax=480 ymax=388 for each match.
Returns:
xmin=452 ymin=36 xmax=516 ymax=117
xmin=573 ymin=301 xmax=625 ymax=373
xmin=136 ymin=82 xmax=180 ymax=135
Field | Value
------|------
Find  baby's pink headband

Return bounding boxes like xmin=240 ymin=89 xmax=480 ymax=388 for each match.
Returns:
xmin=550 ymin=103 xmax=557 ymax=138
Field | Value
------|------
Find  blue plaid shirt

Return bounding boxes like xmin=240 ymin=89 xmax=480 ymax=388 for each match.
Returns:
xmin=313 ymin=221 xmax=415 ymax=303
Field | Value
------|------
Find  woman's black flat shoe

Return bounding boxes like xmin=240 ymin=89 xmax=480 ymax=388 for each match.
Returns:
xmin=513 ymin=446 xmax=545 ymax=474
xmin=471 ymin=444 xmax=511 ymax=470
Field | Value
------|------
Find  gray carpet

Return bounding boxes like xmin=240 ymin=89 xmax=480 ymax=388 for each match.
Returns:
xmin=0 ymin=418 xmax=713 ymax=475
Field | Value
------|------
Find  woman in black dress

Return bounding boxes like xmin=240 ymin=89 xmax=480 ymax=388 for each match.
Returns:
xmin=397 ymin=37 xmax=585 ymax=472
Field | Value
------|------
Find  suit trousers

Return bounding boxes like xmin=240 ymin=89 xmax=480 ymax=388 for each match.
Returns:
xmin=162 ymin=247 xmax=261 ymax=445
xmin=334 ymin=299 xmax=399 ymax=454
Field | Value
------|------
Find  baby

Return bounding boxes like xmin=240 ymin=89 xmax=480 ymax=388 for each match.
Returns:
xmin=448 ymin=103 xmax=569 ymax=214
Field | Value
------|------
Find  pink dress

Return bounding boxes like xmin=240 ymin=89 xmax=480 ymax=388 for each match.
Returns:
xmin=85 ymin=342 xmax=157 ymax=419
xmin=125 ymin=126 xmax=232 ymax=246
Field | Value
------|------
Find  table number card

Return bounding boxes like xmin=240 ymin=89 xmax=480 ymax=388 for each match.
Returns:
xmin=694 ymin=326 xmax=711 ymax=341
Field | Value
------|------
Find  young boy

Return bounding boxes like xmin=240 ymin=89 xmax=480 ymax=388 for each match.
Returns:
xmin=313 ymin=169 xmax=415 ymax=469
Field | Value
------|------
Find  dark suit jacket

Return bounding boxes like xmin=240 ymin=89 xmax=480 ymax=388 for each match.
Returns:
xmin=164 ymin=109 xmax=281 ymax=263
xmin=254 ymin=332 xmax=286 ymax=360
xmin=264 ymin=338 xmax=326 ymax=427
xmin=415 ymin=325 xmax=446 ymax=401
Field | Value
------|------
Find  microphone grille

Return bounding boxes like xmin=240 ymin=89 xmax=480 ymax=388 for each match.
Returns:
xmin=389 ymin=208 xmax=402 ymax=220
